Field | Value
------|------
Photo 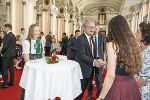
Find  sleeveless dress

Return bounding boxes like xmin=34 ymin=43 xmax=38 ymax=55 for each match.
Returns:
xmin=20 ymin=42 xmax=43 ymax=100
xmin=105 ymin=61 xmax=141 ymax=100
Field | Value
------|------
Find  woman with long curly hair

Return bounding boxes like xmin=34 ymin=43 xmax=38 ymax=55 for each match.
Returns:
xmin=96 ymin=15 xmax=142 ymax=100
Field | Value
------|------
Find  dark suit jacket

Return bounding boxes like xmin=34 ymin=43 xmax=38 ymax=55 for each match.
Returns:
xmin=45 ymin=34 xmax=52 ymax=47
xmin=93 ymin=33 xmax=106 ymax=80
xmin=1 ymin=32 xmax=16 ymax=57
xmin=96 ymin=33 xmax=106 ymax=60
xmin=68 ymin=37 xmax=76 ymax=60
xmin=75 ymin=33 xmax=94 ymax=79
xmin=61 ymin=37 xmax=68 ymax=49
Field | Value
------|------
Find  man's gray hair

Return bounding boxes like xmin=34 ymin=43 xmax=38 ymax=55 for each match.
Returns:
xmin=83 ymin=20 xmax=95 ymax=28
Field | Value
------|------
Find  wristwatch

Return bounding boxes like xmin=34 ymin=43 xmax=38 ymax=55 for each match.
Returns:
xmin=99 ymin=96 xmax=104 ymax=100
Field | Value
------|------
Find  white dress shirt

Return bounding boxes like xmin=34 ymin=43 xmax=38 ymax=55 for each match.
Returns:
xmin=84 ymin=32 xmax=94 ymax=55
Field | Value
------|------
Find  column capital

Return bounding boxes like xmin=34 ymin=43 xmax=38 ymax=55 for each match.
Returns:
xmin=23 ymin=0 xmax=38 ymax=6
xmin=73 ymin=19 xmax=77 ymax=25
xmin=23 ymin=1 xmax=26 ymax=5
xmin=37 ymin=14 xmax=42 ymax=16
xmin=77 ymin=21 xmax=82 ymax=26
xmin=37 ymin=5 xmax=42 ymax=15
xmin=6 ymin=2 xmax=10 ymax=6
xmin=50 ymin=5 xmax=58 ymax=15
xmin=34 ymin=6 xmax=38 ymax=9
xmin=41 ymin=5 xmax=49 ymax=11
xmin=136 ymin=12 xmax=139 ymax=16
xmin=64 ymin=13 xmax=70 ymax=21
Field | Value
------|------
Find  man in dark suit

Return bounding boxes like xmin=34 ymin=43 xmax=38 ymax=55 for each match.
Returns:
xmin=75 ymin=20 xmax=104 ymax=100
xmin=61 ymin=33 xmax=68 ymax=56
xmin=68 ymin=30 xmax=80 ymax=60
xmin=0 ymin=24 xmax=16 ymax=88
xmin=87 ymin=25 xmax=106 ymax=100
xmin=45 ymin=32 xmax=52 ymax=56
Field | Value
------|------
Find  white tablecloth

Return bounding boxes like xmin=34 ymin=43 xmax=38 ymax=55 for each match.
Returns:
xmin=19 ymin=58 xmax=83 ymax=100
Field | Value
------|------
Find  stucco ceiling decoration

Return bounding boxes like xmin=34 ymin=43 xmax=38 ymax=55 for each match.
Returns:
xmin=121 ymin=0 xmax=143 ymax=16
xmin=82 ymin=3 xmax=119 ymax=16
xmin=80 ymin=0 xmax=122 ymax=16
xmin=36 ymin=0 xmax=125 ymax=19
xmin=77 ymin=0 xmax=122 ymax=11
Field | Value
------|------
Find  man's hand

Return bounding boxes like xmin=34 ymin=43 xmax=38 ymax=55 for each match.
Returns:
xmin=94 ymin=59 xmax=103 ymax=67
xmin=98 ymin=59 xmax=106 ymax=66
xmin=94 ymin=59 xmax=106 ymax=67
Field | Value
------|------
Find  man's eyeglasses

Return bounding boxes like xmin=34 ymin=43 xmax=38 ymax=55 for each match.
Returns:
xmin=86 ymin=26 xmax=96 ymax=29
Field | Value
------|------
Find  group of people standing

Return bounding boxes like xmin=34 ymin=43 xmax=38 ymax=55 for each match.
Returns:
xmin=73 ymin=15 xmax=150 ymax=100
xmin=0 ymin=14 xmax=149 ymax=100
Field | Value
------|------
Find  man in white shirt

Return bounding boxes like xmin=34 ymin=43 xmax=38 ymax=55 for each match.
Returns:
xmin=20 ymin=28 xmax=26 ymax=42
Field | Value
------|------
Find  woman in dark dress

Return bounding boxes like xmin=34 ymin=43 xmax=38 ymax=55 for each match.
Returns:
xmin=96 ymin=15 xmax=142 ymax=100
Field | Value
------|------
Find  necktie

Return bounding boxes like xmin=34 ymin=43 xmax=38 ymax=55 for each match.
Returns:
xmin=89 ymin=37 xmax=93 ymax=55
xmin=94 ymin=36 xmax=97 ymax=58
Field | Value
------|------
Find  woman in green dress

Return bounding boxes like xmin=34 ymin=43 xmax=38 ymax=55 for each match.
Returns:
xmin=20 ymin=24 xmax=45 ymax=100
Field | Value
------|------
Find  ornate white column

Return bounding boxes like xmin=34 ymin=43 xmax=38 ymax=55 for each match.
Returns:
xmin=72 ymin=19 xmax=77 ymax=35
xmin=42 ymin=8 xmax=49 ymax=36
xmin=63 ymin=6 xmax=70 ymax=36
xmin=12 ymin=0 xmax=20 ymax=35
xmin=22 ymin=1 xmax=26 ymax=28
xmin=131 ymin=12 xmax=136 ymax=33
xmin=72 ymin=10 xmax=77 ymax=35
xmin=128 ymin=19 xmax=132 ymax=28
xmin=23 ymin=0 xmax=38 ymax=36
xmin=6 ymin=1 xmax=10 ymax=23
xmin=77 ymin=17 xmax=82 ymax=32
xmin=19 ymin=0 xmax=23 ymax=29
xmin=49 ymin=5 xmax=58 ymax=36
xmin=79 ymin=21 xmax=82 ymax=32
xmin=134 ymin=12 xmax=139 ymax=34
xmin=127 ymin=14 xmax=132 ymax=30
xmin=64 ymin=13 xmax=70 ymax=35
xmin=57 ymin=17 xmax=63 ymax=42
xmin=37 ymin=5 xmax=42 ymax=31
xmin=33 ymin=6 xmax=37 ymax=24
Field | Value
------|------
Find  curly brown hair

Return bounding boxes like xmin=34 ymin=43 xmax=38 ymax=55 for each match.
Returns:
xmin=107 ymin=15 xmax=142 ymax=76
xmin=139 ymin=22 xmax=150 ymax=45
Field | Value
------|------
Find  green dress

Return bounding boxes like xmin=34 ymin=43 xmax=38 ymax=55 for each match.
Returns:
xmin=20 ymin=43 xmax=43 ymax=100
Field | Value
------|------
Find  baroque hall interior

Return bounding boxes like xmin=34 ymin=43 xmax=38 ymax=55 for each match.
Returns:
xmin=0 ymin=0 xmax=150 ymax=100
